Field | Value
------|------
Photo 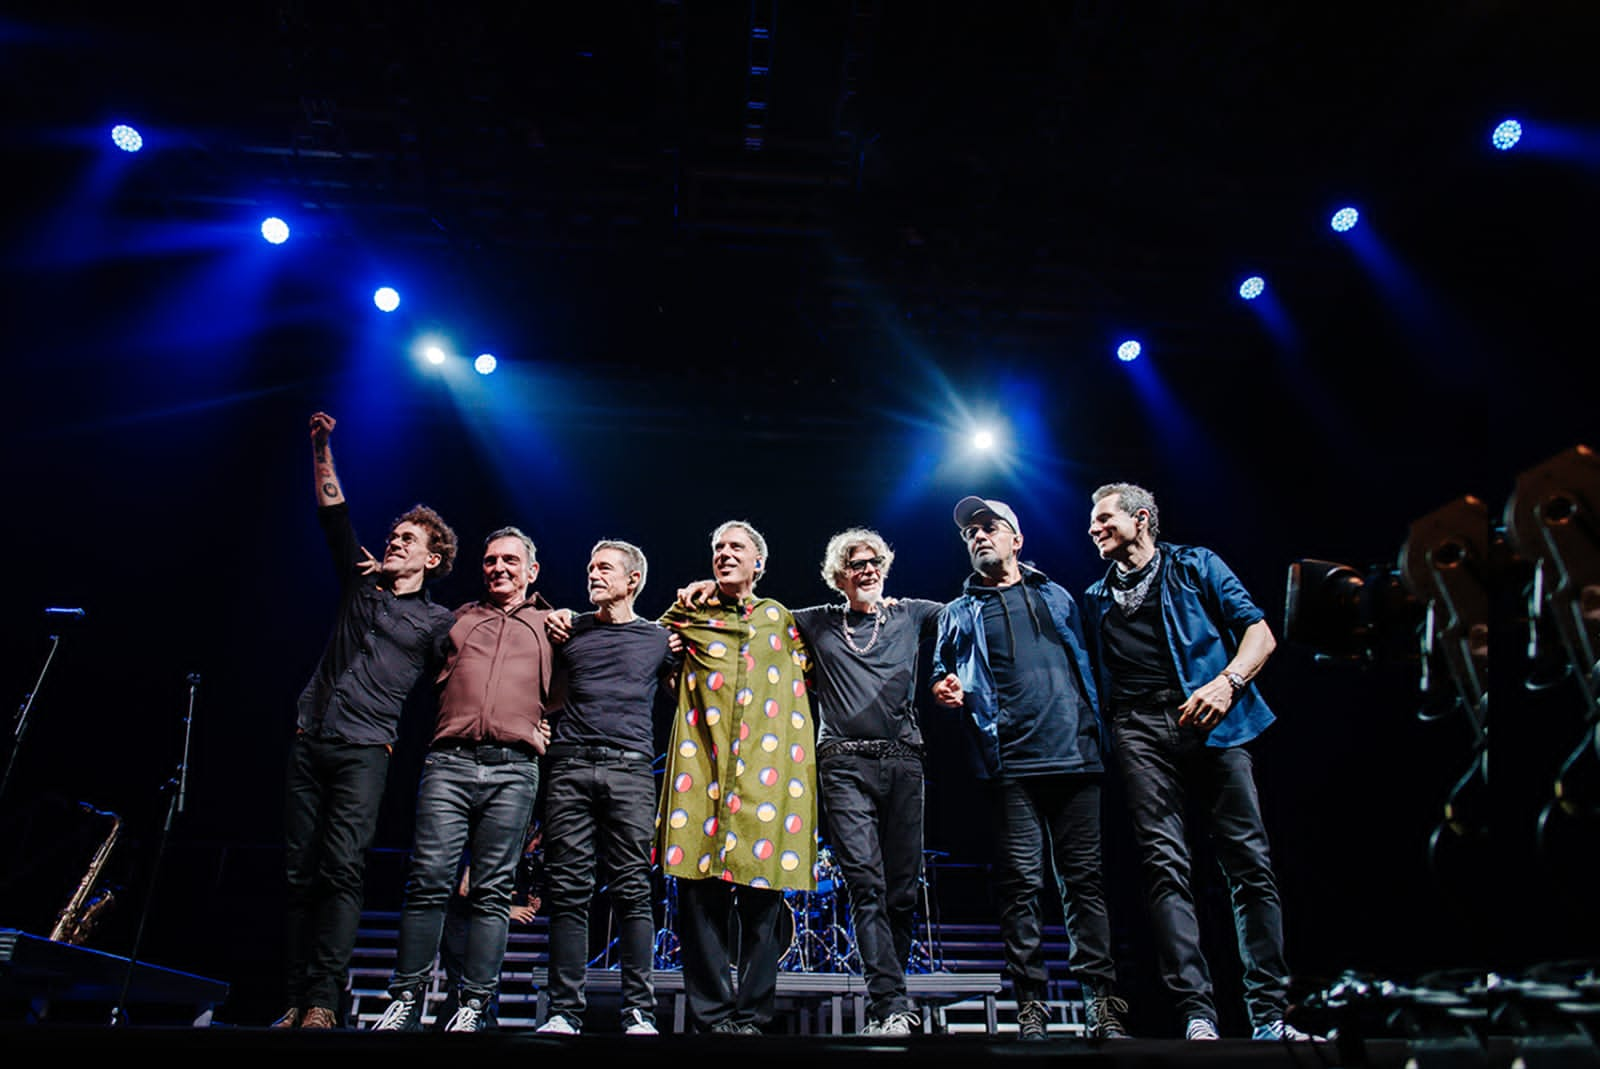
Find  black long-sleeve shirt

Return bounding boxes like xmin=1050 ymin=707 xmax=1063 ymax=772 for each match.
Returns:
xmin=295 ymin=503 xmax=455 ymax=745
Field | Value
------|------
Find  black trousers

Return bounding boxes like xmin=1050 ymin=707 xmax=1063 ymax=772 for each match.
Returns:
xmin=818 ymin=750 xmax=924 ymax=1020
xmin=1112 ymin=700 xmax=1289 ymax=1026
xmin=675 ymin=877 xmax=785 ymax=1033
xmin=282 ymin=734 xmax=389 ymax=1013
xmin=989 ymin=772 xmax=1117 ymax=1002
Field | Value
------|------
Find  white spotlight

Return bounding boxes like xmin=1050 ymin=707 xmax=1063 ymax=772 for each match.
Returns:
xmin=373 ymin=287 xmax=400 ymax=312
xmin=260 ymin=217 xmax=290 ymax=245
xmin=972 ymin=428 xmax=996 ymax=451
xmin=110 ymin=124 xmax=143 ymax=152
xmin=474 ymin=353 xmax=498 ymax=375
xmin=424 ymin=345 xmax=447 ymax=365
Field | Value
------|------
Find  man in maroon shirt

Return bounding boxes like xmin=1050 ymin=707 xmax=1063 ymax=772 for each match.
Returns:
xmin=371 ymin=525 xmax=563 ymax=1032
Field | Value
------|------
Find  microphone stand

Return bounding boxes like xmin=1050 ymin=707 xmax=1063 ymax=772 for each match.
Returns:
xmin=110 ymin=672 xmax=199 ymax=1027
xmin=2 ymin=633 xmax=65 ymax=810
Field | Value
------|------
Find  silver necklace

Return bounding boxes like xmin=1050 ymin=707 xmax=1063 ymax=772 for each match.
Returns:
xmin=1110 ymin=549 xmax=1161 ymax=617
xmin=841 ymin=605 xmax=885 ymax=655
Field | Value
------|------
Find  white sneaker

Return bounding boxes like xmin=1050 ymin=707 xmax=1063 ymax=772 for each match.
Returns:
xmin=875 ymin=1010 xmax=919 ymax=1036
xmin=1253 ymin=1018 xmax=1326 ymax=1041
xmin=622 ymin=1008 xmax=659 ymax=1035
xmin=536 ymin=1012 xmax=582 ymax=1035
xmin=1185 ymin=1017 xmax=1220 ymax=1040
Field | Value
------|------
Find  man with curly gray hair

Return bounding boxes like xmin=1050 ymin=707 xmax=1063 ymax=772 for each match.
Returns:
xmin=795 ymin=527 xmax=943 ymax=1036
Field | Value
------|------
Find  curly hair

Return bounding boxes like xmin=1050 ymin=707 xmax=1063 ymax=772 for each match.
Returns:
xmin=392 ymin=503 xmax=458 ymax=580
xmin=1091 ymin=483 xmax=1160 ymax=540
xmin=820 ymin=527 xmax=894 ymax=593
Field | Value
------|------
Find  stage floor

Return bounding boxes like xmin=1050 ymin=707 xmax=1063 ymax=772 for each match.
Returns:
xmin=0 ymin=1023 xmax=1513 ymax=1069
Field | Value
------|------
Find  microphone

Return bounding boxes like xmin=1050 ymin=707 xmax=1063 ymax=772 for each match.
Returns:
xmin=45 ymin=607 xmax=86 ymax=618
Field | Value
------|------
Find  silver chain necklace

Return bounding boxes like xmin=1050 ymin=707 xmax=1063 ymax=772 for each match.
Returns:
xmin=841 ymin=605 xmax=885 ymax=655
xmin=1110 ymin=548 xmax=1161 ymax=617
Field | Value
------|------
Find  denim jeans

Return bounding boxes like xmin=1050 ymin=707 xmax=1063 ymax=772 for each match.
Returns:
xmin=389 ymin=747 xmax=540 ymax=1003
xmin=541 ymin=747 xmax=658 ymax=1020
xmin=818 ymin=751 xmax=924 ymax=1020
xmin=283 ymin=734 xmax=391 ymax=1012
xmin=990 ymin=772 xmax=1116 ymax=1001
xmin=1112 ymin=700 xmax=1288 ymax=1025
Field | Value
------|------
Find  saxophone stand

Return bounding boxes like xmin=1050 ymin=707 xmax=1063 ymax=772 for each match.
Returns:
xmin=109 ymin=672 xmax=199 ymax=1027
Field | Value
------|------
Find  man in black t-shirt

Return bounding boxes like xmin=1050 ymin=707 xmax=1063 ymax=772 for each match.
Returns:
xmin=793 ymin=528 xmax=942 ymax=1036
xmin=538 ymin=540 xmax=678 ymax=1037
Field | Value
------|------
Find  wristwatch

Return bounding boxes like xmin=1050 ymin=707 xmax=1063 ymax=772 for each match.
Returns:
xmin=1223 ymin=670 xmax=1247 ymax=692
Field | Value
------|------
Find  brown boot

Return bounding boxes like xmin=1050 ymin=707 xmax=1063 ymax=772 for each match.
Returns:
xmin=300 ymin=1006 xmax=338 ymax=1029
xmin=269 ymin=1007 xmax=301 ymax=1028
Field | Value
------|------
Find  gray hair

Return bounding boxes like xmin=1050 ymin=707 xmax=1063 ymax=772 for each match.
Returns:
xmin=591 ymin=538 xmax=648 ymax=598
xmin=484 ymin=525 xmax=538 ymax=562
xmin=712 ymin=520 xmax=769 ymax=586
xmin=1091 ymin=483 xmax=1160 ymax=540
xmin=820 ymin=527 xmax=894 ymax=593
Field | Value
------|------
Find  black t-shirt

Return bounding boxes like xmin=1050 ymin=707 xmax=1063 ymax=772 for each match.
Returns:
xmin=793 ymin=598 xmax=942 ymax=748
xmin=1098 ymin=559 xmax=1181 ymax=702
xmin=979 ymin=583 xmax=1085 ymax=756
xmin=550 ymin=614 xmax=676 ymax=755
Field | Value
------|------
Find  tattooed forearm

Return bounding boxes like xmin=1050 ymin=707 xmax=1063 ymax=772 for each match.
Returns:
xmin=322 ymin=481 xmax=339 ymax=499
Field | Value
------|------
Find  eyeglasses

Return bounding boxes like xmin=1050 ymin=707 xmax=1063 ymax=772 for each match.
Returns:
xmin=961 ymin=520 xmax=1011 ymax=541
xmin=846 ymin=556 xmax=885 ymax=574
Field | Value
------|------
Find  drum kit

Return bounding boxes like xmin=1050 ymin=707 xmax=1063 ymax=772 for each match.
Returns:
xmin=779 ymin=846 xmax=857 ymax=973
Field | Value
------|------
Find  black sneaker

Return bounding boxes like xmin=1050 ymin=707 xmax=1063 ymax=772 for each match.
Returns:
xmin=1085 ymin=989 xmax=1131 ymax=1039
xmin=1016 ymin=999 xmax=1050 ymax=1040
xmin=372 ymin=987 xmax=424 ymax=1032
xmin=445 ymin=995 xmax=490 ymax=1033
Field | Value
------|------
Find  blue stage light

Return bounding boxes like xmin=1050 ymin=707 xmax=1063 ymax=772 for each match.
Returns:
xmin=972 ymin=428 xmax=996 ymax=451
xmin=373 ymin=286 xmax=400 ymax=312
xmin=424 ymin=345 xmax=447 ymax=365
xmin=260 ymin=217 xmax=290 ymax=245
xmin=110 ymin=124 xmax=143 ymax=152
xmin=1239 ymin=276 xmax=1265 ymax=301
xmin=474 ymin=352 xmax=498 ymax=375
xmin=1330 ymin=207 xmax=1360 ymax=233
xmin=1491 ymin=118 xmax=1522 ymax=151
xmin=1116 ymin=340 xmax=1141 ymax=363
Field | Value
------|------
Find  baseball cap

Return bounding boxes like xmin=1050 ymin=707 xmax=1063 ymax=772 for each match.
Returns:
xmin=953 ymin=496 xmax=1021 ymax=536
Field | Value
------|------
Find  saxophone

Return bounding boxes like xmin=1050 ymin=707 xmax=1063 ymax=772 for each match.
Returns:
xmin=48 ymin=804 xmax=121 ymax=946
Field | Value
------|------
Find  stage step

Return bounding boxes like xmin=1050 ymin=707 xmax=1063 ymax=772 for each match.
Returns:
xmin=938 ymin=996 xmax=1086 ymax=1036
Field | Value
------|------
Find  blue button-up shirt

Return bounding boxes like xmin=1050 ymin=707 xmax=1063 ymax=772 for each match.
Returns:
xmin=1084 ymin=542 xmax=1275 ymax=748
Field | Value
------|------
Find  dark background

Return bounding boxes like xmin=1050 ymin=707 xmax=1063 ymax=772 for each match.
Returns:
xmin=1 ymin=1 xmax=1594 ymax=1031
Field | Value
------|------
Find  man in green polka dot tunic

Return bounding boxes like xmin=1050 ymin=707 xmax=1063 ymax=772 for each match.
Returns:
xmin=657 ymin=519 xmax=818 ymax=1034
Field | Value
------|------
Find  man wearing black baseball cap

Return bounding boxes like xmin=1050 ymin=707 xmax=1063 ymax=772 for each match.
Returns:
xmin=931 ymin=496 xmax=1130 ymax=1041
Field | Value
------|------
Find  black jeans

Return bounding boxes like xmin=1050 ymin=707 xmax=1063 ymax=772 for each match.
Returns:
xmin=818 ymin=750 xmax=924 ymax=1020
xmin=676 ymin=877 xmax=785 ymax=1032
xmin=283 ymin=733 xmax=391 ymax=1012
xmin=990 ymin=772 xmax=1116 ymax=1002
xmin=1112 ymin=701 xmax=1289 ymax=1026
xmin=390 ymin=747 xmax=540 ymax=1003
xmin=541 ymin=747 xmax=658 ymax=1021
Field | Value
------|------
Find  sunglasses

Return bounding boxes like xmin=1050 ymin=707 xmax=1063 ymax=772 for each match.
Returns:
xmin=846 ymin=556 xmax=885 ymax=574
xmin=961 ymin=520 xmax=1012 ymax=541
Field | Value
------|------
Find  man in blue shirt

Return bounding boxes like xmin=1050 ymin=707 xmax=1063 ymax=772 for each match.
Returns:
xmin=932 ymin=496 xmax=1130 ymax=1041
xmin=1084 ymin=482 xmax=1321 ymax=1043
